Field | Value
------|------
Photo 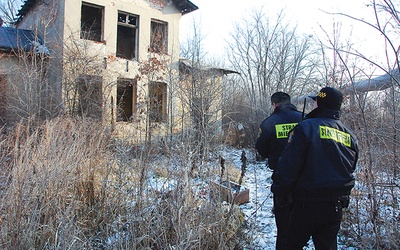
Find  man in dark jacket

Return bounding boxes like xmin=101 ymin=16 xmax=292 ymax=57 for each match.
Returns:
xmin=255 ymin=92 xmax=303 ymax=170
xmin=255 ymin=92 xmax=303 ymax=250
xmin=272 ymin=87 xmax=359 ymax=249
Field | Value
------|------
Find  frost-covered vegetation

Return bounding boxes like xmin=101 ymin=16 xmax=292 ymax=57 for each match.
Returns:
xmin=0 ymin=118 xmax=249 ymax=249
xmin=0 ymin=0 xmax=399 ymax=249
xmin=0 ymin=113 xmax=399 ymax=249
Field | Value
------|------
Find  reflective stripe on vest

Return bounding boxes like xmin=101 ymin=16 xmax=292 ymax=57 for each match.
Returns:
xmin=275 ymin=123 xmax=298 ymax=138
xmin=319 ymin=125 xmax=351 ymax=147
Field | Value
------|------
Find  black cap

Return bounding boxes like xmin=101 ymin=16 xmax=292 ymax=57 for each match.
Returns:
xmin=310 ymin=87 xmax=343 ymax=110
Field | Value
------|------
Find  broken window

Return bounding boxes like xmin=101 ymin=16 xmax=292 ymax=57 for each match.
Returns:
xmin=0 ymin=75 xmax=7 ymax=121
xmin=77 ymin=75 xmax=102 ymax=119
xmin=80 ymin=2 xmax=103 ymax=42
xmin=117 ymin=78 xmax=137 ymax=122
xmin=149 ymin=81 xmax=167 ymax=122
xmin=149 ymin=19 xmax=168 ymax=54
xmin=117 ymin=12 xmax=139 ymax=60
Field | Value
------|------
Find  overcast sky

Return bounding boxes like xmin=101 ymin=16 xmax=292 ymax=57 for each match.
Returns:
xmin=180 ymin=0 xmax=378 ymax=60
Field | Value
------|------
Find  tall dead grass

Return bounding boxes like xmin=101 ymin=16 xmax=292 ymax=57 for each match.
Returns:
xmin=0 ymin=117 xmax=247 ymax=249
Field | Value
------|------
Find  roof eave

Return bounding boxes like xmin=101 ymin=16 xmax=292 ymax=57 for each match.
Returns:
xmin=15 ymin=0 xmax=37 ymax=25
xmin=172 ymin=0 xmax=198 ymax=15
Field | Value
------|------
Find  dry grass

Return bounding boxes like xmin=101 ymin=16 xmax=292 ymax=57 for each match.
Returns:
xmin=0 ymin=117 xmax=248 ymax=249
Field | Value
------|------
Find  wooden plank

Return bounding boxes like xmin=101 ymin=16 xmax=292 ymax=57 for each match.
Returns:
xmin=210 ymin=180 xmax=249 ymax=205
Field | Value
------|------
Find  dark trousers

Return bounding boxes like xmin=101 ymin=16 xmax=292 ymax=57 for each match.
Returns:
xmin=285 ymin=200 xmax=342 ymax=250
xmin=273 ymin=196 xmax=292 ymax=250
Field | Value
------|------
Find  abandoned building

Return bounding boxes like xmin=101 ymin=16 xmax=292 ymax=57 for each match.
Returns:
xmin=0 ymin=0 xmax=238 ymax=141
xmin=0 ymin=25 xmax=50 ymax=126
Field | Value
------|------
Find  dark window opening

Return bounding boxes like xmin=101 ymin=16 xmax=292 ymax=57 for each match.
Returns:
xmin=149 ymin=82 xmax=167 ymax=122
xmin=117 ymin=12 xmax=138 ymax=60
xmin=80 ymin=3 xmax=103 ymax=42
xmin=149 ymin=19 xmax=168 ymax=54
xmin=77 ymin=75 xmax=102 ymax=119
xmin=117 ymin=78 xmax=137 ymax=122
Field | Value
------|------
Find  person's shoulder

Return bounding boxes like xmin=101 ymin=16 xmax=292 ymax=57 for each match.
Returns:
xmin=296 ymin=117 xmax=318 ymax=129
xmin=292 ymin=110 xmax=303 ymax=116
xmin=260 ymin=114 xmax=276 ymax=126
xmin=285 ymin=109 xmax=303 ymax=120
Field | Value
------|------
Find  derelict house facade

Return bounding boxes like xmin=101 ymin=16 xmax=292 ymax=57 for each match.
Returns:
xmin=1 ymin=0 xmax=202 ymax=140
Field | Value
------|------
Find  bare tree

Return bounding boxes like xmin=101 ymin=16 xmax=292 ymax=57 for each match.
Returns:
xmin=179 ymin=18 xmax=229 ymax=166
xmin=320 ymin=0 xmax=400 ymax=248
xmin=6 ymin=48 xmax=52 ymax=125
xmin=1 ymin=17 xmax=57 ymax=126
xmin=62 ymin=34 xmax=107 ymax=120
xmin=225 ymin=9 xmax=320 ymax=147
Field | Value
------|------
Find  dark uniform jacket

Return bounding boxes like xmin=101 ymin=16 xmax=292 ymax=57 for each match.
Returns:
xmin=255 ymin=103 xmax=303 ymax=170
xmin=271 ymin=107 xmax=359 ymax=201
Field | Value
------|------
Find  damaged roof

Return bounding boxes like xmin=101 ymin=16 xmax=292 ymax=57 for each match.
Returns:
xmin=179 ymin=59 xmax=240 ymax=77
xmin=0 ymin=26 xmax=49 ymax=54
xmin=16 ymin=0 xmax=198 ymax=23
xmin=172 ymin=0 xmax=198 ymax=15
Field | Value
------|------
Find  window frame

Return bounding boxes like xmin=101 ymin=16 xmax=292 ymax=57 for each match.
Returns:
xmin=117 ymin=78 xmax=137 ymax=122
xmin=80 ymin=2 xmax=104 ymax=42
xmin=116 ymin=11 xmax=139 ymax=60
xmin=149 ymin=19 xmax=168 ymax=54
xmin=149 ymin=81 xmax=167 ymax=123
xmin=77 ymin=75 xmax=103 ymax=120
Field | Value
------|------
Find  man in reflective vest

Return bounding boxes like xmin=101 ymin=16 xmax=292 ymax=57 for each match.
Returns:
xmin=272 ymin=87 xmax=359 ymax=249
xmin=255 ymin=92 xmax=303 ymax=249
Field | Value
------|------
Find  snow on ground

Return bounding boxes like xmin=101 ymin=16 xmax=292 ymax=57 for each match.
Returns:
xmin=220 ymin=147 xmax=318 ymax=249
xmin=151 ymin=146 xmax=350 ymax=249
xmin=239 ymin=158 xmax=277 ymax=248
xmin=219 ymin=147 xmax=277 ymax=249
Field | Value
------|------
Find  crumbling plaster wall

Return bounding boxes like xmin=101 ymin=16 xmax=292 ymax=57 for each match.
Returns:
xmin=63 ymin=0 xmax=183 ymax=139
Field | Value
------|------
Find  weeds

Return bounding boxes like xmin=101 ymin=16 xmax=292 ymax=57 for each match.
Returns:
xmin=0 ymin=117 xmax=247 ymax=249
